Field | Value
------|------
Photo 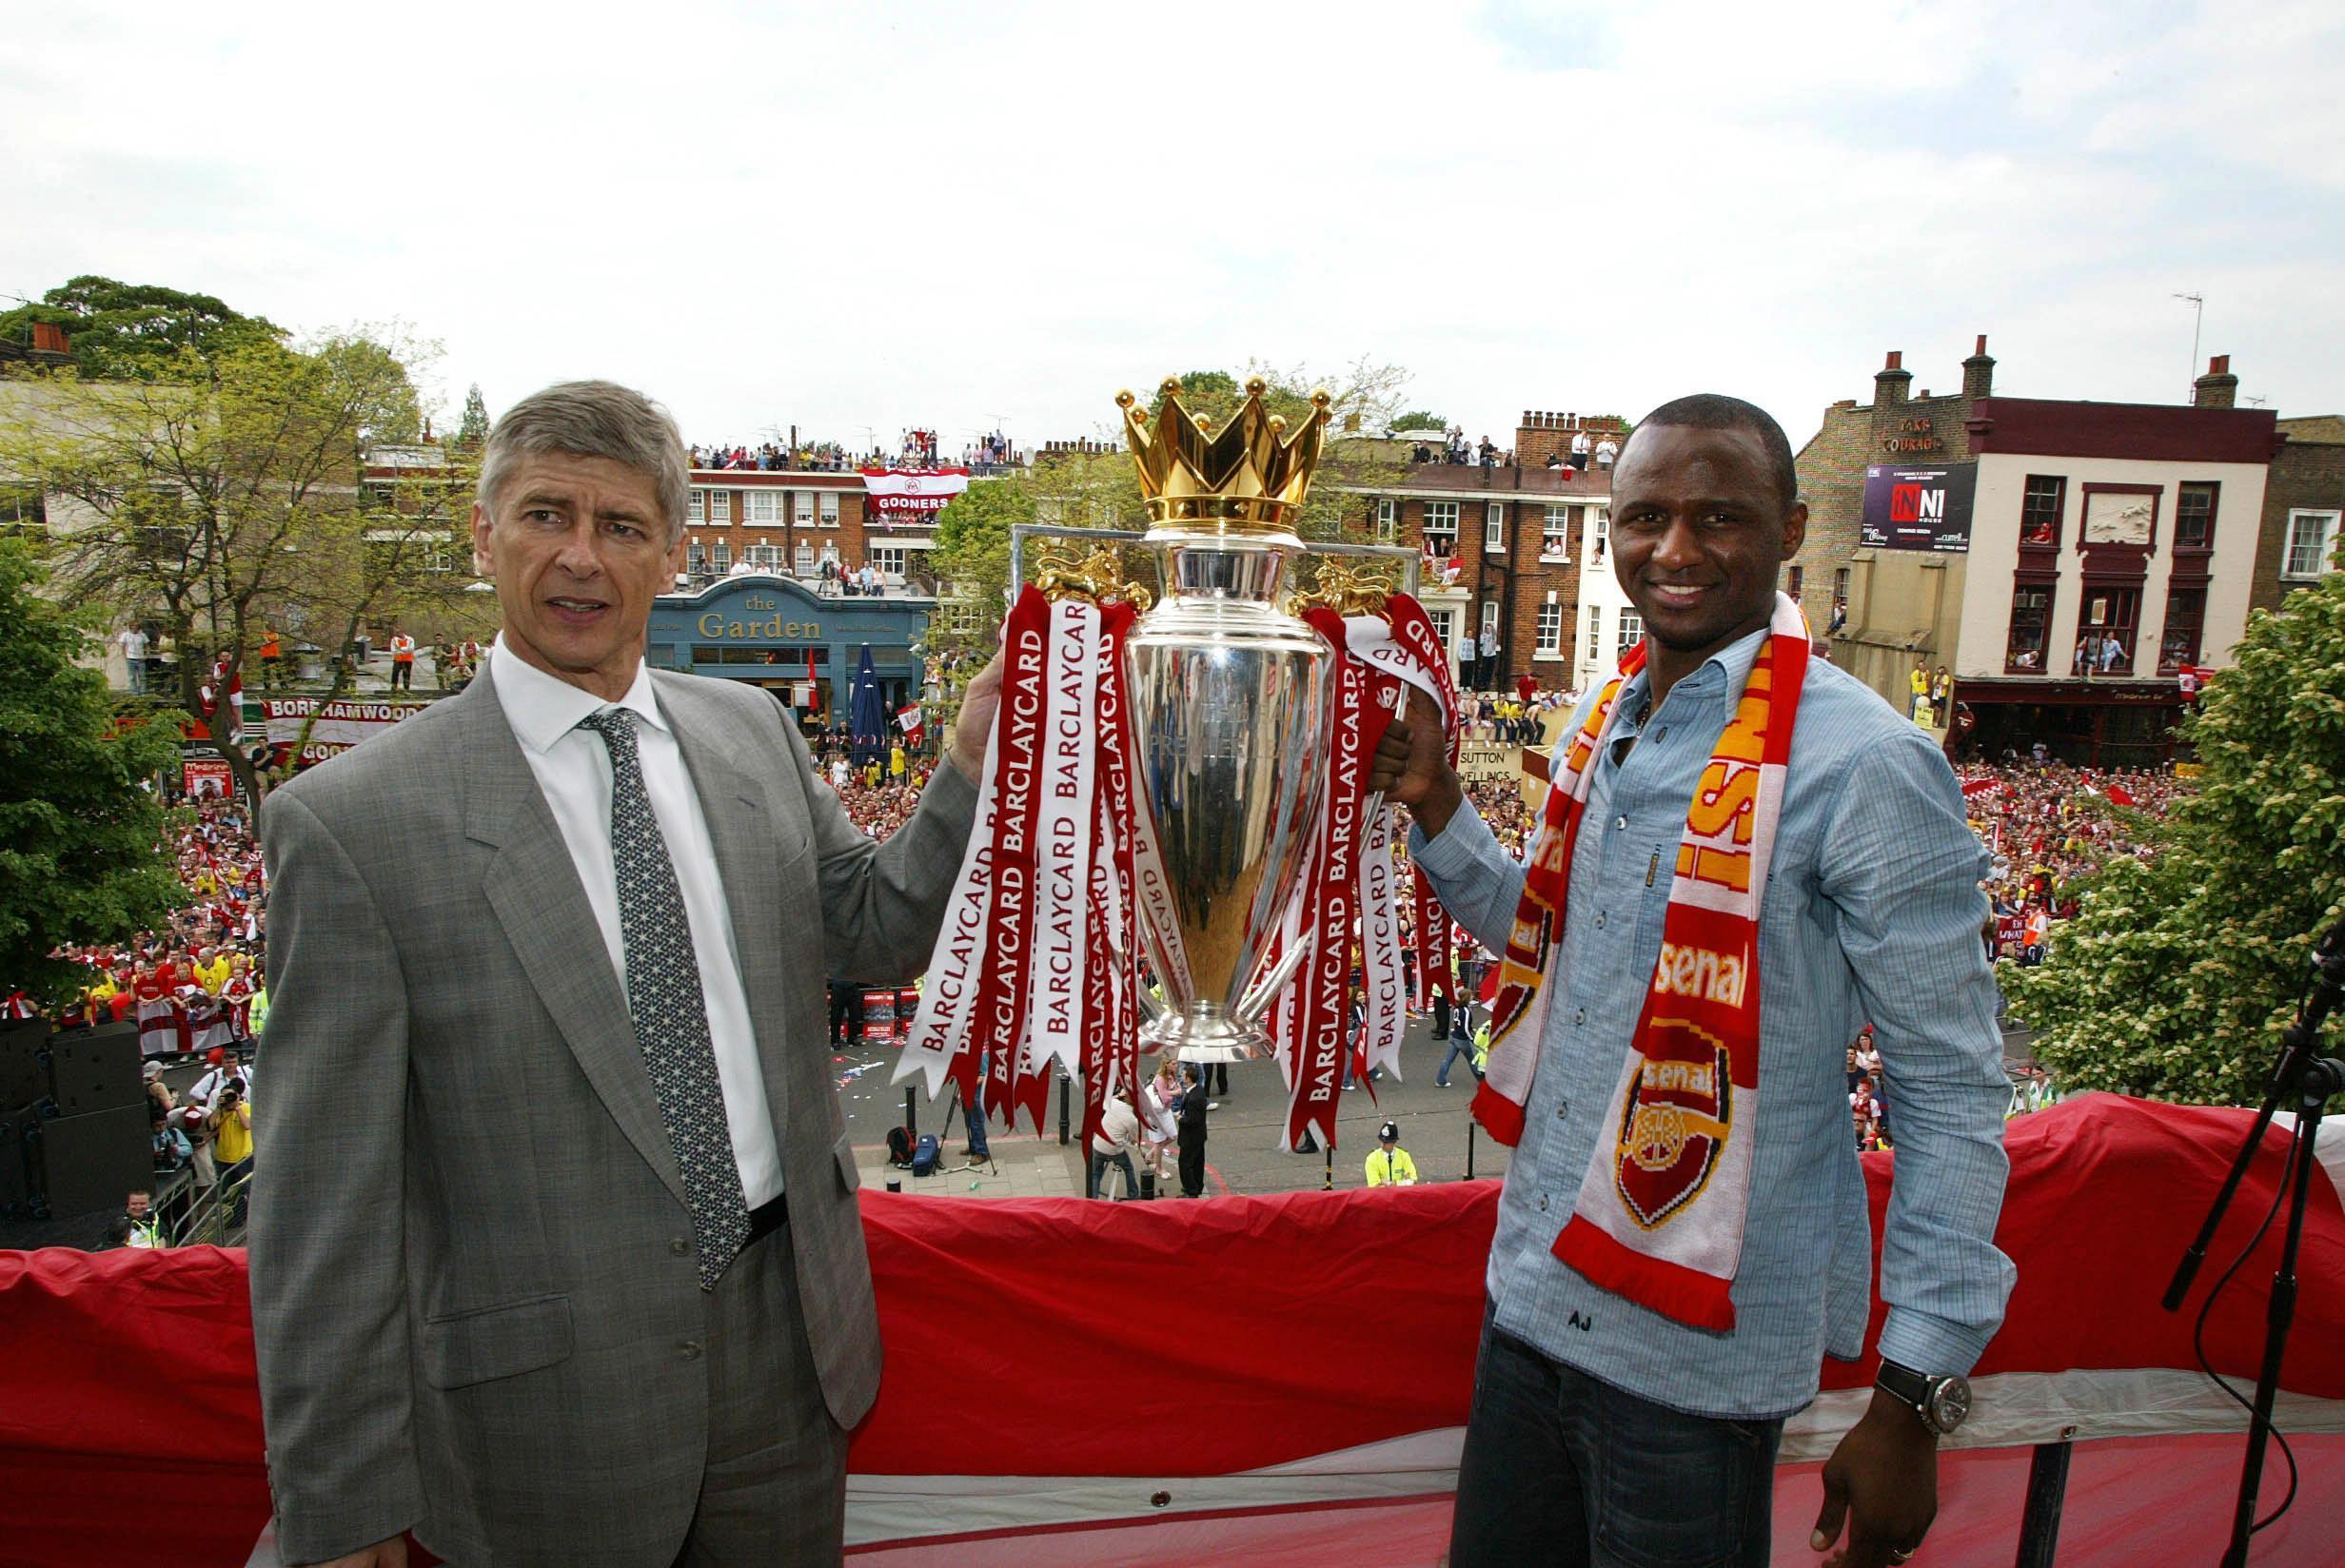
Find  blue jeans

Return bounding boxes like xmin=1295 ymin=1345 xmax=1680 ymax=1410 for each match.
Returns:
xmin=1450 ymin=1314 xmax=1781 ymax=1567
xmin=964 ymin=1096 xmax=989 ymax=1159
xmin=1087 ymin=1150 xmax=1138 ymax=1200
xmin=1437 ymin=1035 xmax=1483 ymax=1087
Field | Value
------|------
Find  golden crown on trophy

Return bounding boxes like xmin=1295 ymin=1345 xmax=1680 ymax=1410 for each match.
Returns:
xmin=1114 ymin=375 xmax=1331 ymax=533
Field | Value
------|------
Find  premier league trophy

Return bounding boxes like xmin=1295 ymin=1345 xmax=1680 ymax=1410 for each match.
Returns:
xmin=1116 ymin=376 xmax=1335 ymax=1062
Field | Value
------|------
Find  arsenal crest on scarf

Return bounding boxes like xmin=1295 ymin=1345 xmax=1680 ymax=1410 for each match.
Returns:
xmin=896 ymin=377 xmax=1459 ymax=1153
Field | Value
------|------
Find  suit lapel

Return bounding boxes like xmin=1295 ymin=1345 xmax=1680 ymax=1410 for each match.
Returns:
xmin=659 ymin=675 xmax=803 ymax=1146
xmin=460 ymin=664 xmax=688 ymax=1206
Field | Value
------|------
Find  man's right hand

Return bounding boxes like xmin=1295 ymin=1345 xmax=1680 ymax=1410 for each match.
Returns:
xmin=1368 ymin=687 xmax=1463 ymax=840
xmin=304 ymin=1538 xmax=406 ymax=1568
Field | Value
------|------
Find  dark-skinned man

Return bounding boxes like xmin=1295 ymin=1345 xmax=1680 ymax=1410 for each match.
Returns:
xmin=1372 ymin=395 xmax=2011 ymax=1568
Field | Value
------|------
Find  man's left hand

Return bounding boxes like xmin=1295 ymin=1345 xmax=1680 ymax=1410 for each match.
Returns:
xmin=948 ymin=655 xmax=1006 ymax=782
xmin=1811 ymin=1390 xmax=1938 ymax=1567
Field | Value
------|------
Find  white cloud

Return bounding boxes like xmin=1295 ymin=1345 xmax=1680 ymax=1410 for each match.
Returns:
xmin=3 ymin=0 xmax=2337 ymax=452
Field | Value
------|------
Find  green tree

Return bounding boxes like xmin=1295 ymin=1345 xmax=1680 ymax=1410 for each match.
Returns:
xmin=0 ymin=276 xmax=284 ymax=380
xmin=2 ymin=324 xmax=449 ymax=799
xmin=929 ymin=472 xmax=1037 ymax=655
xmin=1392 ymin=410 xmax=1449 ymax=432
xmin=2004 ymin=576 xmax=2345 ymax=1102
xmin=456 ymin=382 xmax=491 ymax=449
xmin=0 ymin=540 xmax=185 ymax=1005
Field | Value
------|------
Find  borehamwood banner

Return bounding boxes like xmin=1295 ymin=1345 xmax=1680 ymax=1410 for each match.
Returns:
xmin=257 ymin=696 xmax=432 ymax=765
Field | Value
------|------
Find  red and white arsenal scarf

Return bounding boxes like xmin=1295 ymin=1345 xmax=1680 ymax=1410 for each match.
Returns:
xmin=1475 ymin=593 xmax=1810 ymax=1332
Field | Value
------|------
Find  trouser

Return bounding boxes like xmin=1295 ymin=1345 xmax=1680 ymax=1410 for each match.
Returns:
xmin=1432 ymin=994 xmax=1450 ymax=1041
xmin=1437 ymin=1034 xmax=1483 ymax=1087
xmin=964 ymin=1096 xmax=989 ymax=1159
xmin=669 ymin=1206 xmax=849 ymax=1566
xmin=829 ymin=987 xmax=861 ymax=1044
xmin=1087 ymin=1150 xmax=1138 ymax=1200
xmin=1195 ymin=1061 xmax=1227 ymax=1096
xmin=391 ymin=660 xmax=413 ymax=690
xmin=1449 ymin=1314 xmax=1782 ymax=1567
xmin=1177 ymin=1140 xmax=1205 ymax=1198
xmin=126 ymin=659 xmax=148 ymax=694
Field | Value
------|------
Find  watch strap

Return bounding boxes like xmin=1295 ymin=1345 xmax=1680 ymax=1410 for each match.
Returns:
xmin=1875 ymin=1359 xmax=1931 ymax=1407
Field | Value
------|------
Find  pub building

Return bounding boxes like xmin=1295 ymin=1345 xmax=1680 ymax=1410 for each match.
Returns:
xmin=645 ymin=572 xmax=934 ymax=721
xmin=1800 ymin=344 xmax=2277 ymax=767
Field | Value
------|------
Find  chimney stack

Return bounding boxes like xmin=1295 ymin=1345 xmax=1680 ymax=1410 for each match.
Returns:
xmin=1875 ymin=350 xmax=1912 ymax=406
xmin=2194 ymin=354 xmax=2237 ymax=410
xmin=1961 ymin=334 xmax=1995 ymax=402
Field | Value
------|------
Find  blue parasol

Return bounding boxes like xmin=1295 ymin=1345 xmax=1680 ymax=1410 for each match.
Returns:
xmin=849 ymin=644 xmax=887 ymax=767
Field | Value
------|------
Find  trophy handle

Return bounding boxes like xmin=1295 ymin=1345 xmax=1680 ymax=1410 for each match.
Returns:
xmin=1234 ymin=928 xmax=1315 ymax=1027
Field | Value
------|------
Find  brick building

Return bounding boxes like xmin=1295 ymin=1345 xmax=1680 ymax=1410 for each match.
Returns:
xmin=1789 ymin=337 xmax=2000 ymax=621
xmin=1815 ymin=350 xmax=2280 ymax=766
xmin=680 ymin=469 xmax=901 ymax=587
xmin=2254 ymin=411 xmax=2344 ymax=610
xmin=1342 ymin=410 xmax=1626 ymax=693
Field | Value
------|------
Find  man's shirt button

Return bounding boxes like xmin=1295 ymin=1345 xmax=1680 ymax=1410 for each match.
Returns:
xmin=679 ymin=1340 xmax=704 ymax=1361
xmin=1614 ymin=814 xmax=1627 ymax=831
xmin=670 ymin=1238 xmax=692 ymax=1256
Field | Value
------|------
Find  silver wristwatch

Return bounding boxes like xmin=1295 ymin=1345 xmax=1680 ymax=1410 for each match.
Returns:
xmin=1876 ymin=1359 xmax=1971 ymax=1435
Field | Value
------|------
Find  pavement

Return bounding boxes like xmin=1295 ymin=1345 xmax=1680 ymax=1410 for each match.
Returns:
xmin=835 ymin=1014 xmax=1514 ymax=1202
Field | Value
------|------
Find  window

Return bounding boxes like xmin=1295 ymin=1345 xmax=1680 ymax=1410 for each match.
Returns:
xmin=1543 ymin=505 xmax=1570 ymax=559
xmin=708 ymin=542 xmax=732 ymax=572
xmin=795 ymin=541 xmax=816 ymax=576
xmin=819 ymin=491 xmax=839 ymax=524
xmin=2020 ymin=476 xmax=2064 ymax=547
xmin=794 ymin=491 xmax=816 ymax=524
xmin=1535 ymin=601 xmax=1564 ymax=656
xmin=1486 ymin=501 xmax=1507 ymax=555
xmin=2284 ymin=510 xmax=2340 ymax=579
xmin=1426 ymin=606 xmax=1456 ymax=655
xmin=871 ymin=545 xmax=908 ymax=578
xmin=1833 ymin=566 xmax=1850 ymax=604
xmin=1590 ymin=507 xmax=1608 ymax=559
xmin=743 ymin=543 xmax=782 ymax=570
xmin=2075 ymin=586 xmax=2140 ymax=675
xmin=703 ymin=490 xmax=731 ymax=525
xmin=1616 ymin=610 xmax=1643 ymax=661
xmin=1374 ymin=498 xmax=1397 ymax=543
xmin=687 ymin=490 xmax=706 ymax=524
xmin=2005 ymin=584 xmax=2052 ymax=672
xmin=746 ymin=490 xmax=783 ymax=524
xmin=2174 ymin=482 xmax=2217 ymax=551
xmin=2158 ymin=584 xmax=2206 ymax=673
xmin=687 ymin=541 xmax=707 ymax=577
xmin=1586 ymin=605 xmax=1603 ymax=665
xmin=420 ymin=541 xmax=454 ymax=573
xmin=1480 ymin=598 xmax=1502 ymax=635
xmin=1423 ymin=500 xmax=1459 ymax=552
xmin=1786 ymin=564 xmax=1804 ymax=601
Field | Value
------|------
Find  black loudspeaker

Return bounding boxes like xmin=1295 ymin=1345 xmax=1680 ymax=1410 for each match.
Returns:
xmin=0 ymin=1105 xmax=40 ymax=1221
xmin=44 ymin=1021 xmax=143 ymax=1115
xmin=31 ymin=1105 xmax=151 ymax=1219
xmin=0 ymin=1019 xmax=49 ymax=1109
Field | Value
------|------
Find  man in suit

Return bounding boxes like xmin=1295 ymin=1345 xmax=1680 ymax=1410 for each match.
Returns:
xmin=250 ymin=381 xmax=1002 ymax=1567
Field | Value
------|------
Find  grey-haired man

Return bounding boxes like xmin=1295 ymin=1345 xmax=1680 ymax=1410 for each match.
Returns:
xmin=251 ymin=381 xmax=1002 ymax=1566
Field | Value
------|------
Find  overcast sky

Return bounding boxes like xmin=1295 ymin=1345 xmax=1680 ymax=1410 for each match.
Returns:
xmin=7 ymin=0 xmax=2340 ymax=456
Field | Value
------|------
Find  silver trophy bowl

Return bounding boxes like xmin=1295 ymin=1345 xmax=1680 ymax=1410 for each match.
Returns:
xmin=1127 ymin=532 xmax=1330 ymax=1062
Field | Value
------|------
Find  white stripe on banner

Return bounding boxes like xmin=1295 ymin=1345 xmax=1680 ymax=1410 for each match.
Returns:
xmin=842 ymin=1369 xmax=2345 ymax=1548
xmin=894 ymin=710 xmax=1005 ymax=1096
xmin=1358 ymin=801 xmax=1406 ymax=1082
xmin=1023 ymin=599 xmax=1097 ymax=1078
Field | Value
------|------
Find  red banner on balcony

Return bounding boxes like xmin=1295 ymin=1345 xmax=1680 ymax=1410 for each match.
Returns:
xmin=859 ymin=467 xmax=971 ymax=526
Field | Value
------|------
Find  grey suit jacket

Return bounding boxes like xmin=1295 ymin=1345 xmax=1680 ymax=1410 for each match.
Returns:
xmin=249 ymin=663 xmax=976 ymax=1565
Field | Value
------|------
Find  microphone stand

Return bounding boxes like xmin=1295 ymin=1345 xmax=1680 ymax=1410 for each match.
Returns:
xmin=2163 ymin=920 xmax=2345 ymax=1566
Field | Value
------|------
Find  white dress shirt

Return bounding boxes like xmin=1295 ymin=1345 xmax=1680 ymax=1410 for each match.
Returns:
xmin=490 ymin=637 xmax=783 ymax=1206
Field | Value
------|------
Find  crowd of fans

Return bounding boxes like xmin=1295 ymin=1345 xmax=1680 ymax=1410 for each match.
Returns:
xmin=1955 ymin=759 xmax=2188 ymax=967
xmin=688 ymin=440 xmax=857 ymax=473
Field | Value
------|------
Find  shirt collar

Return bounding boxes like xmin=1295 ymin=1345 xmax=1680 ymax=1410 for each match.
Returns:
xmin=1617 ymin=619 xmax=1774 ymax=723
xmin=489 ymin=635 xmax=668 ymax=756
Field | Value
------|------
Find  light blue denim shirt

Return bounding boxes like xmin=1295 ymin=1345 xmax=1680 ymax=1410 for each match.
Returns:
xmin=1413 ymin=626 xmax=2015 ymax=1420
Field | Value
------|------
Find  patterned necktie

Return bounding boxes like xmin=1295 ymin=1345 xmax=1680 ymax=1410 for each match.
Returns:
xmin=579 ymin=709 xmax=751 ymax=1291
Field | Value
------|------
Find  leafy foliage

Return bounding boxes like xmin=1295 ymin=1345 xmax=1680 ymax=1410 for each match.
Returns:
xmin=0 ymin=276 xmax=284 ymax=380
xmin=0 ymin=542 xmax=185 ymax=1004
xmin=1392 ymin=410 xmax=1449 ymax=433
xmin=2004 ymin=574 xmax=2345 ymax=1102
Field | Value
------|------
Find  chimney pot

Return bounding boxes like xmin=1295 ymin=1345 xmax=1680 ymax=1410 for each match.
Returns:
xmin=1975 ymin=333 xmax=1988 ymax=356
xmin=2210 ymin=354 xmax=2229 ymax=375
xmin=1885 ymin=351 xmax=1903 ymax=371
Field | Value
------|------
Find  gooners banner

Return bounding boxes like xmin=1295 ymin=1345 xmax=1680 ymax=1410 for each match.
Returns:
xmin=858 ymin=467 xmax=971 ymax=528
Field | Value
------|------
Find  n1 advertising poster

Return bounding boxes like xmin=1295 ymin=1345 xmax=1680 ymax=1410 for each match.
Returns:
xmin=1861 ymin=462 xmax=1977 ymax=553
